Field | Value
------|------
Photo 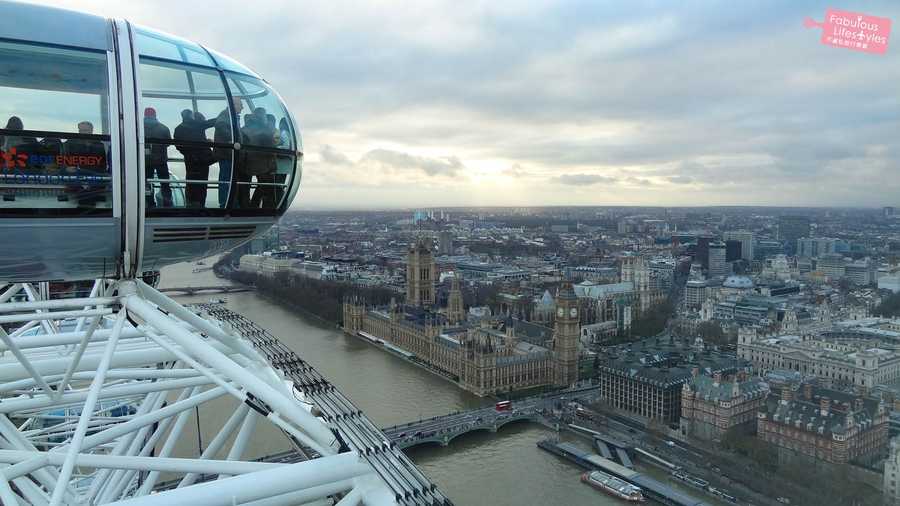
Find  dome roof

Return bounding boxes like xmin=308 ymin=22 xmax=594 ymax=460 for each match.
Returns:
xmin=723 ymin=275 xmax=754 ymax=289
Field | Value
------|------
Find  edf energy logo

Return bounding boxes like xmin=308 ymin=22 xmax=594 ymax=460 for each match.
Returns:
xmin=0 ymin=148 xmax=106 ymax=169
xmin=0 ymin=148 xmax=28 ymax=169
xmin=0 ymin=147 xmax=108 ymax=186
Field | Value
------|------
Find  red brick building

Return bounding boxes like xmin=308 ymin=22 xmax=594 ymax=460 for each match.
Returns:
xmin=680 ymin=370 xmax=769 ymax=441
xmin=757 ymin=383 xmax=888 ymax=465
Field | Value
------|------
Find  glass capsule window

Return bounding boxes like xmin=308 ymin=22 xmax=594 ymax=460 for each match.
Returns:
xmin=139 ymin=58 xmax=234 ymax=212
xmin=206 ymin=48 xmax=260 ymax=78
xmin=135 ymin=27 xmax=299 ymax=215
xmin=226 ymin=72 xmax=298 ymax=212
xmin=0 ymin=40 xmax=112 ymax=216
xmin=134 ymin=26 xmax=215 ymax=67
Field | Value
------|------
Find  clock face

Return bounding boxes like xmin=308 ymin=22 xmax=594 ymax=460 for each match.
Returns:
xmin=557 ymin=307 xmax=564 ymax=317
xmin=570 ymin=307 xmax=578 ymax=318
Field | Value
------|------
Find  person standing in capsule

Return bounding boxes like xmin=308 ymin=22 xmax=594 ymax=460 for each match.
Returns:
xmin=143 ymin=108 xmax=173 ymax=208
xmin=174 ymin=110 xmax=216 ymax=208
xmin=214 ymin=97 xmax=242 ymax=208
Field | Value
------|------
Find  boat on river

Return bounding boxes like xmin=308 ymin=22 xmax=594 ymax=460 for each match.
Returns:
xmin=581 ymin=470 xmax=645 ymax=502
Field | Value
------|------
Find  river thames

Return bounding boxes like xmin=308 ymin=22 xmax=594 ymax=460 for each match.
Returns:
xmin=160 ymin=260 xmax=697 ymax=505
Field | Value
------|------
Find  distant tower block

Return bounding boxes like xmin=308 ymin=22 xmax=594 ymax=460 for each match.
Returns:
xmin=447 ymin=275 xmax=465 ymax=325
xmin=406 ymin=237 xmax=436 ymax=307
xmin=553 ymin=282 xmax=581 ymax=387
xmin=438 ymin=230 xmax=454 ymax=256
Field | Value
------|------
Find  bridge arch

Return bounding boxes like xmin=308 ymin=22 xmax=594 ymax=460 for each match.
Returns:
xmin=399 ymin=438 xmax=447 ymax=450
xmin=443 ymin=426 xmax=495 ymax=445
xmin=494 ymin=416 xmax=535 ymax=431
xmin=399 ymin=414 xmax=539 ymax=450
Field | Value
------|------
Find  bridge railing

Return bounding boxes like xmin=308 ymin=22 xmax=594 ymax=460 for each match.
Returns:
xmin=382 ymin=384 xmax=600 ymax=434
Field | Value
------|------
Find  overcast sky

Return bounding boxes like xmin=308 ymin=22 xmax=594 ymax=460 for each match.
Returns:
xmin=36 ymin=0 xmax=900 ymax=209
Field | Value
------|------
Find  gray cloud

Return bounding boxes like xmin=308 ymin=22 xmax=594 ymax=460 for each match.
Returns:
xmin=668 ymin=175 xmax=693 ymax=184
xmin=320 ymin=144 xmax=353 ymax=166
xmin=552 ymin=174 xmax=617 ymax=186
xmin=626 ymin=177 xmax=653 ymax=186
xmin=504 ymin=164 xmax=530 ymax=178
xmin=361 ymin=149 xmax=464 ymax=177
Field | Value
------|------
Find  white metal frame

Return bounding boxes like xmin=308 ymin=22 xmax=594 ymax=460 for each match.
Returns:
xmin=0 ymin=280 xmax=396 ymax=505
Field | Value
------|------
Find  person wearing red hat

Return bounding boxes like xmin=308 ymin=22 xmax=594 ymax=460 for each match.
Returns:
xmin=143 ymin=107 xmax=172 ymax=207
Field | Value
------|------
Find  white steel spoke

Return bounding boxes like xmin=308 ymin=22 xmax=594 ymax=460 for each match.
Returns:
xmin=0 ymin=327 xmax=56 ymax=398
xmin=0 ymin=279 xmax=403 ymax=506
xmin=178 ymin=403 xmax=249 ymax=489
xmin=49 ymin=309 xmax=126 ymax=506
xmin=21 ymin=284 xmax=58 ymax=336
xmin=216 ymin=410 xmax=258 ymax=480
xmin=130 ymin=386 xmax=200 ymax=498
xmin=55 ymin=313 xmax=103 ymax=398
xmin=0 ymin=474 xmax=21 ymax=506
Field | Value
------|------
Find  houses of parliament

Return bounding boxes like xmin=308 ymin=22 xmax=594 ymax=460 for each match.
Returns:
xmin=342 ymin=238 xmax=581 ymax=396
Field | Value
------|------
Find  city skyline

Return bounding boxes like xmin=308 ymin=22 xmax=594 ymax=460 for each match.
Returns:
xmin=38 ymin=0 xmax=900 ymax=208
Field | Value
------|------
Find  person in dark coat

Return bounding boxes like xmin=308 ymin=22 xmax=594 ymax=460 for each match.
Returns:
xmin=214 ymin=97 xmax=242 ymax=207
xmin=143 ymin=108 xmax=173 ymax=207
xmin=0 ymin=116 xmax=37 ymax=151
xmin=173 ymin=110 xmax=216 ymax=207
xmin=243 ymin=107 xmax=278 ymax=209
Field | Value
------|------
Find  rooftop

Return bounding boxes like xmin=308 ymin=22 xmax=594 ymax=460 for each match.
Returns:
xmin=687 ymin=374 xmax=769 ymax=402
xmin=763 ymin=385 xmax=883 ymax=437
xmin=600 ymin=340 xmax=748 ymax=388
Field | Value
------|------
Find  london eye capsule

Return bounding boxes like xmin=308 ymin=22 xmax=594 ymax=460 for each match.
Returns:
xmin=0 ymin=1 xmax=303 ymax=281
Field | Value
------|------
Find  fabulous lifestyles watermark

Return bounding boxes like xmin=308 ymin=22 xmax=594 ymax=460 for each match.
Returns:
xmin=805 ymin=7 xmax=891 ymax=54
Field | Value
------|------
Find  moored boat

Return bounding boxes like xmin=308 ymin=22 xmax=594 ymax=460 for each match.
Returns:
xmin=581 ymin=471 xmax=645 ymax=502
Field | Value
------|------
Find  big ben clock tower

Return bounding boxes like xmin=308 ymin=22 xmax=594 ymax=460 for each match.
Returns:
xmin=553 ymin=282 xmax=580 ymax=387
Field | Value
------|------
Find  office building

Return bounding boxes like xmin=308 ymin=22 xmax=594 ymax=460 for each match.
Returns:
xmin=725 ymin=240 xmax=742 ymax=263
xmin=723 ymin=230 xmax=754 ymax=261
xmin=597 ymin=341 xmax=749 ymax=424
xmin=437 ymin=230 xmax=454 ymax=256
xmin=817 ymin=254 xmax=846 ymax=281
xmin=797 ymin=237 xmax=840 ymax=259
xmin=695 ymin=235 xmax=713 ymax=269
xmin=756 ymin=239 xmax=785 ymax=260
xmin=845 ymin=258 xmax=876 ymax=286
xmin=684 ymin=280 xmax=707 ymax=308
xmin=648 ymin=258 xmax=676 ymax=291
xmin=737 ymin=326 xmax=900 ymax=389
xmin=778 ymin=216 xmax=811 ymax=254
xmin=708 ymin=241 xmax=728 ymax=278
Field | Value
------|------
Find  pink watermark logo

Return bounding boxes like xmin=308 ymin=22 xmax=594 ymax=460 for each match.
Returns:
xmin=805 ymin=8 xmax=891 ymax=54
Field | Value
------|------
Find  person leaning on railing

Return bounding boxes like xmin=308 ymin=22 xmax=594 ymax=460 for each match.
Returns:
xmin=174 ymin=110 xmax=217 ymax=208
